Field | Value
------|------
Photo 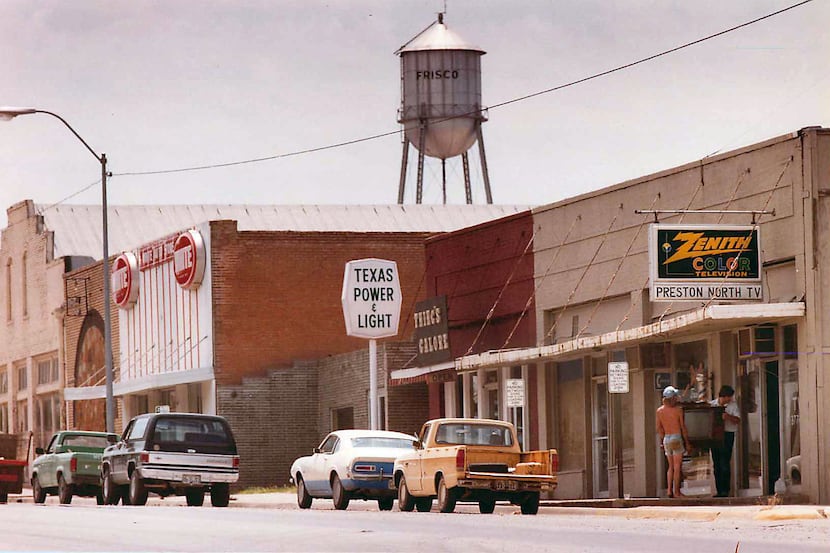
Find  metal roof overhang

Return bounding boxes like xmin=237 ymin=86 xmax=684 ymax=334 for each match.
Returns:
xmin=390 ymin=361 xmax=455 ymax=386
xmin=456 ymin=302 xmax=805 ymax=372
xmin=62 ymin=366 xmax=215 ymax=401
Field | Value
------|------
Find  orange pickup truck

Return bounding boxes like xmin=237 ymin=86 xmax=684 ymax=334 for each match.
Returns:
xmin=393 ymin=418 xmax=558 ymax=515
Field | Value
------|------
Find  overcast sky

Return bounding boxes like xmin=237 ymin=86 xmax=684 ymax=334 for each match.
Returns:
xmin=1 ymin=0 xmax=827 ymax=229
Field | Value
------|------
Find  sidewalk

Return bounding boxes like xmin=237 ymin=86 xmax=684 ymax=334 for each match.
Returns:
xmin=7 ymin=490 xmax=828 ymax=521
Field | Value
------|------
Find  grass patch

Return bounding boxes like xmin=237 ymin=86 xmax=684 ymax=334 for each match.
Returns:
xmin=236 ymin=485 xmax=296 ymax=495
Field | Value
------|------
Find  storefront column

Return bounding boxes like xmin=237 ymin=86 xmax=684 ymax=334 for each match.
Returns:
xmin=632 ymin=367 xmax=656 ymax=497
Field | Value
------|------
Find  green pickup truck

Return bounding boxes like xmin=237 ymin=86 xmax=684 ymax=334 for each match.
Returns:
xmin=31 ymin=431 xmax=118 ymax=504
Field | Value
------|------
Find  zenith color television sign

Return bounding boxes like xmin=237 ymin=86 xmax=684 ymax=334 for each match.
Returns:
xmin=649 ymin=224 xmax=762 ymax=302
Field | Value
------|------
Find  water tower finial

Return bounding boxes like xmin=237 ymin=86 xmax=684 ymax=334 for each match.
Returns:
xmin=438 ymin=12 xmax=444 ymax=24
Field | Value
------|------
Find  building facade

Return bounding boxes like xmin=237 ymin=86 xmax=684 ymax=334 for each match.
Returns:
xmin=457 ymin=128 xmax=830 ymax=503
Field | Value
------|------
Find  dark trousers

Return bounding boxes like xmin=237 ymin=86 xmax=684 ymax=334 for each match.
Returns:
xmin=711 ymin=431 xmax=735 ymax=496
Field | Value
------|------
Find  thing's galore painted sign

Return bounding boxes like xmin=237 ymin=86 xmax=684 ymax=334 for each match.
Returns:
xmin=649 ymin=224 xmax=762 ymax=302
xmin=341 ymin=258 xmax=402 ymax=339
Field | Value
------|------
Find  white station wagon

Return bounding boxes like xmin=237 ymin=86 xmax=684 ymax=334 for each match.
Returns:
xmin=290 ymin=429 xmax=416 ymax=510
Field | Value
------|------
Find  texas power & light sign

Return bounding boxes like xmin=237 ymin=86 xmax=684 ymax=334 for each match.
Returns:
xmin=341 ymin=258 xmax=402 ymax=339
xmin=649 ymin=224 xmax=762 ymax=302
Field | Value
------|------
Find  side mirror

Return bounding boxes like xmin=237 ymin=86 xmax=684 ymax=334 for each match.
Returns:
xmin=107 ymin=435 xmax=118 ymax=444
xmin=313 ymin=447 xmax=321 ymax=454
xmin=35 ymin=447 xmax=45 ymax=455
xmin=412 ymin=440 xmax=422 ymax=449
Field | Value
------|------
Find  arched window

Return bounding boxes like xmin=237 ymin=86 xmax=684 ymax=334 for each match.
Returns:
xmin=5 ymin=258 xmax=11 ymax=322
xmin=21 ymin=252 xmax=27 ymax=317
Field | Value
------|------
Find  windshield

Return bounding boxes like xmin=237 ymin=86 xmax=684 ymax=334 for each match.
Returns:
xmin=350 ymin=437 xmax=413 ymax=449
xmin=434 ymin=423 xmax=514 ymax=447
xmin=62 ymin=435 xmax=110 ymax=449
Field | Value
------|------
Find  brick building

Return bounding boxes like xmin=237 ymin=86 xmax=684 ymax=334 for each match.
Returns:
xmin=390 ymin=211 xmax=538 ymax=447
xmin=60 ymin=206 xmax=522 ymax=487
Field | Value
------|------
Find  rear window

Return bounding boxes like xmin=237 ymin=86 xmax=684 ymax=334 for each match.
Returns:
xmin=63 ymin=435 xmax=110 ymax=449
xmin=350 ymin=437 xmax=413 ymax=449
xmin=149 ymin=416 xmax=236 ymax=454
xmin=434 ymin=423 xmax=514 ymax=447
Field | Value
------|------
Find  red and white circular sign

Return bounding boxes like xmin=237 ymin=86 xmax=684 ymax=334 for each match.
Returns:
xmin=173 ymin=230 xmax=206 ymax=289
xmin=111 ymin=252 xmax=139 ymax=308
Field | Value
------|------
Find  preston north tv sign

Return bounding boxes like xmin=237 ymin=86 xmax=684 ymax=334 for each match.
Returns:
xmin=649 ymin=224 xmax=762 ymax=302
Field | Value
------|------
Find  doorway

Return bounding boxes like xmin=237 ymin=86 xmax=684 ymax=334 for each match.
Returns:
xmin=739 ymin=358 xmax=781 ymax=495
xmin=592 ymin=378 xmax=609 ymax=498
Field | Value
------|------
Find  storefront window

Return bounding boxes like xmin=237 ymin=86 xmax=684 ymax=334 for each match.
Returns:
xmin=557 ymin=359 xmax=585 ymax=471
xmin=782 ymin=325 xmax=800 ymax=486
xmin=673 ymin=340 xmax=709 ymax=403
xmin=740 ymin=358 xmax=763 ymax=492
xmin=483 ymin=370 xmax=499 ymax=420
xmin=470 ymin=373 xmax=479 ymax=417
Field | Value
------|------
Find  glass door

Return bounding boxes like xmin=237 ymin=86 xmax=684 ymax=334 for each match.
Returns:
xmin=592 ymin=378 xmax=609 ymax=497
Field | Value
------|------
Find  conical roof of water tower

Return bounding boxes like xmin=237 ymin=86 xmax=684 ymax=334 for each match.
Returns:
xmin=396 ymin=18 xmax=485 ymax=55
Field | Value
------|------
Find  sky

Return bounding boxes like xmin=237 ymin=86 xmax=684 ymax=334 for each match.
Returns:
xmin=1 ymin=0 xmax=828 ymax=229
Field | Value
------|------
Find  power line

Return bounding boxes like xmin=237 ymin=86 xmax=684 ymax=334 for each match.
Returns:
xmin=109 ymin=0 xmax=812 ymax=180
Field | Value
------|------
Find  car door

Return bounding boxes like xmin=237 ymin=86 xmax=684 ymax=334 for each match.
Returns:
xmin=408 ymin=423 xmax=430 ymax=492
xmin=38 ymin=434 xmax=59 ymax=488
xmin=112 ymin=418 xmax=147 ymax=484
xmin=309 ymin=434 xmax=339 ymax=496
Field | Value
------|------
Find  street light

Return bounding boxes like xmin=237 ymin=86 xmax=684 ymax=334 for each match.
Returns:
xmin=0 ymin=106 xmax=115 ymax=433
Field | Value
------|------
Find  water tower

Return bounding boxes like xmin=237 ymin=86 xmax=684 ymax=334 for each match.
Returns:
xmin=396 ymin=13 xmax=492 ymax=204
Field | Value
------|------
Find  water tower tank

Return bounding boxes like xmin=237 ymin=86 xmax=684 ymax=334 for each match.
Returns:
xmin=396 ymin=14 xmax=486 ymax=160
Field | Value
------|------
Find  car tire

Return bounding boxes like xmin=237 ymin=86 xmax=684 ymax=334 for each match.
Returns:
xmin=129 ymin=470 xmax=149 ymax=506
xmin=211 ymin=483 xmax=230 ymax=508
xmin=32 ymin=475 xmax=47 ymax=504
xmin=397 ymin=475 xmax=415 ymax=512
xmin=296 ymin=476 xmax=312 ymax=509
xmin=185 ymin=488 xmax=205 ymax=507
xmin=436 ymin=476 xmax=456 ymax=513
xmin=102 ymin=469 xmax=119 ymax=505
xmin=520 ymin=491 xmax=540 ymax=515
xmin=58 ymin=474 xmax=74 ymax=505
xmin=331 ymin=475 xmax=350 ymax=511
xmin=378 ymin=497 xmax=394 ymax=511
xmin=95 ymin=491 xmax=105 ymax=505
xmin=478 ymin=499 xmax=496 ymax=514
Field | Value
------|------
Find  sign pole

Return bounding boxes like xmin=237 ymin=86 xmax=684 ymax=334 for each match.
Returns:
xmin=369 ymin=339 xmax=378 ymax=430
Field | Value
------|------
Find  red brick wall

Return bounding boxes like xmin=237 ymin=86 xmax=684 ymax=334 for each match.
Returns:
xmin=424 ymin=211 xmax=539 ymax=445
xmin=209 ymin=220 xmax=430 ymax=386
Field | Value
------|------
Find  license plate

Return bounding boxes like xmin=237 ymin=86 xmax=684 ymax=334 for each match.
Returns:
xmin=182 ymin=474 xmax=202 ymax=484
xmin=494 ymin=480 xmax=517 ymax=491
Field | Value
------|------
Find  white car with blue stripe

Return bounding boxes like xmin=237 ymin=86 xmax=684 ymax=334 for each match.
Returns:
xmin=290 ymin=430 xmax=416 ymax=510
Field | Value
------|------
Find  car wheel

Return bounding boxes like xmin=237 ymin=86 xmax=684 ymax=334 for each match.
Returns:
xmin=478 ymin=499 xmax=496 ymax=514
xmin=436 ymin=476 xmax=456 ymax=513
xmin=102 ymin=470 xmax=119 ymax=505
xmin=95 ymin=491 xmax=105 ymax=505
xmin=129 ymin=470 xmax=148 ymax=506
xmin=331 ymin=474 xmax=350 ymax=510
xmin=378 ymin=497 xmax=394 ymax=511
xmin=397 ymin=475 xmax=415 ymax=512
xmin=0 ymin=491 xmax=8 ymax=503
xmin=296 ymin=476 xmax=312 ymax=509
xmin=520 ymin=491 xmax=540 ymax=515
xmin=58 ymin=474 xmax=74 ymax=505
xmin=185 ymin=488 xmax=205 ymax=507
xmin=32 ymin=476 xmax=47 ymax=504
xmin=211 ymin=483 xmax=230 ymax=508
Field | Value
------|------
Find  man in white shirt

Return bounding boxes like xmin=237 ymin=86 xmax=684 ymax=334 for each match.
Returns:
xmin=710 ymin=385 xmax=741 ymax=497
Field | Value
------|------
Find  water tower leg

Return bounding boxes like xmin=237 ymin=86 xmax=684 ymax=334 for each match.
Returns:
xmin=441 ymin=159 xmax=447 ymax=205
xmin=477 ymin=126 xmax=493 ymax=204
xmin=416 ymin=126 xmax=427 ymax=204
xmin=397 ymin=138 xmax=410 ymax=204
xmin=462 ymin=152 xmax=472 ymax=204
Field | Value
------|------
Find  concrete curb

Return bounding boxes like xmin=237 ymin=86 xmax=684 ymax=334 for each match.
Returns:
xmin=6 ymin=492 xmax=829 ymax=521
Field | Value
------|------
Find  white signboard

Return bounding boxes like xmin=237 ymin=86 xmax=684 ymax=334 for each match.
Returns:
xmin=608 ymin=362 xmax=630 ymax=394
xmin=341 ymin=258 xmax=402 ymax=339
xmin=506 ymin=378 xmax=525 ymax=407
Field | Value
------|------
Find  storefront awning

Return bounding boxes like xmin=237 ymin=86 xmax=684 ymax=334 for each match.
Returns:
xmin=390 ymin=361 xmax=455 ymax=386
xmin=63 ymin=366 xmax=215 ymax=401
xmin=456 ymin=302 xmax=805 ymax=372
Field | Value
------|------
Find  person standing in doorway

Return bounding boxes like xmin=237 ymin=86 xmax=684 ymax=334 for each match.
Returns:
xmin=710 ymin=385 xmax=741 ymax=497
xmin=657 ymin=386 xmax=692 ymax=498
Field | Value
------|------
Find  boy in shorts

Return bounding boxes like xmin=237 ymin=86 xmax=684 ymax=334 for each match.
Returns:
xmin=656 ymin=386 xmax=692 ymax=498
